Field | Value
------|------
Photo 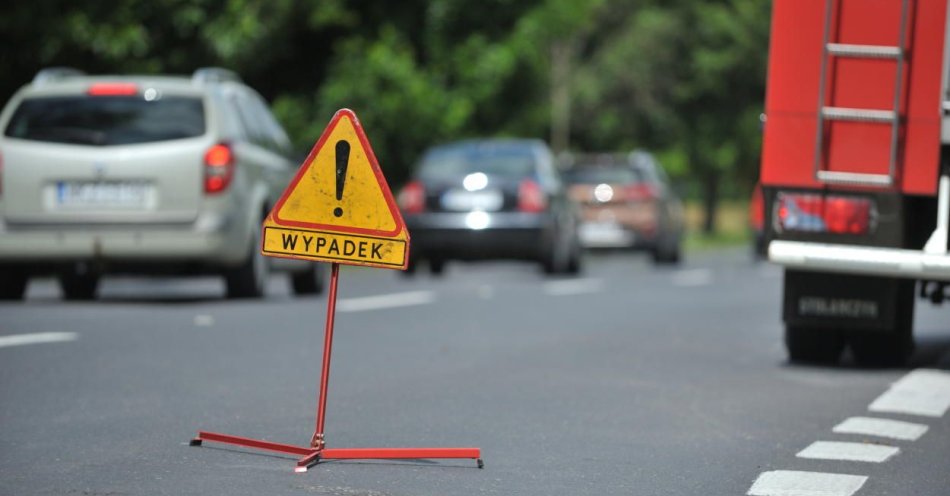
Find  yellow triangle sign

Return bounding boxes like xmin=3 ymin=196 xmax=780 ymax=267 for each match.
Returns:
xmin=261 ymin=109 xmax=409 ymax=269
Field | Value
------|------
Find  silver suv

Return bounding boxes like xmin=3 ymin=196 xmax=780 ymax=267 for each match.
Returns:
xmin=0 ymin=67 xmax=324 ymax=300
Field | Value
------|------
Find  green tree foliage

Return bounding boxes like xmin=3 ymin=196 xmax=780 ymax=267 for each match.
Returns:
xmin=0 ymin=0 xmax=770 ymax=233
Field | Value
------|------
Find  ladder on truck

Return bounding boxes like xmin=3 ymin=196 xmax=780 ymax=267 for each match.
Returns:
xmin=814 ymin=0 xmax=910 ymax=187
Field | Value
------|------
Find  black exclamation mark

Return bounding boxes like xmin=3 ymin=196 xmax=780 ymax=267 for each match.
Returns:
xmin=334 ymin=140 xmax=350 ymax=218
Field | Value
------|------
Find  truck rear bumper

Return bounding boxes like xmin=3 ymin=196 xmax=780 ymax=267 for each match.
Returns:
xmin=769 ymin=240 xmax=950 ymax=281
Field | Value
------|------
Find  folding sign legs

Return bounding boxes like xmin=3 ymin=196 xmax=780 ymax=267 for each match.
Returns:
xmin=190 ymin=263 xmax=482 ymax=472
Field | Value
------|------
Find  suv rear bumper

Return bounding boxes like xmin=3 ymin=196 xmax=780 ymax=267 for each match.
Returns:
xmin=769 ymin=240 xmax=950 ymax=281
xmin=0 ymin=218 xmax=249 ymax=267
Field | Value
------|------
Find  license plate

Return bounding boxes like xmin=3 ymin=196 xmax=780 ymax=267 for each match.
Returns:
xmin=441 ymin=189 xmax=504 ymax=212
xmin=579 ymin=222 xmax=634 ymax=246
xmin=56 ymin=181 xmax=150 ymax=208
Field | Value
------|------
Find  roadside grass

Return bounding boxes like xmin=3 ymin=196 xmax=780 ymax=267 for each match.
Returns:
xmin=683 ymin=200 xmax=752 ymax=251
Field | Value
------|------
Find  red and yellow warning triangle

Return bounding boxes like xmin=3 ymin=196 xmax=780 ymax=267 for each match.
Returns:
xmin=261 ymin=109 xmax=409 ymax=269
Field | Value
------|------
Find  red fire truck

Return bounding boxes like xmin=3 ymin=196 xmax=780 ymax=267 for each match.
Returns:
xmin=761 ymin=0 xmax=950 ymax=365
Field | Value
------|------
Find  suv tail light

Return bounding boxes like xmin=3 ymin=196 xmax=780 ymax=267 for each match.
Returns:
xmin=87 ymin=83 xmax=139 ymax=96
xmin=398 ymin=181 xmax=426 ymax=214
xmin=775 ymin=192 xmax=875 ymax=235
xmin=204 ymin=143 xmax=234 ymax=194
xmin=518 ymin=179 xmax=548 ymax=213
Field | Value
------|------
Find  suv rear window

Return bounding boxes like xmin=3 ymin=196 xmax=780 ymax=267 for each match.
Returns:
xmin=4 ymin=95 xmax=205 ymax=146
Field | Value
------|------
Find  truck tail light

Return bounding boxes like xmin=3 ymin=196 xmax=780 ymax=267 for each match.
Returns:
xmin=775 ymin=193 xmax=875 ymax=235
xmin=204 ymin=143 xmax=234 ymax=194
xmin=87 ymin=83 xmax=139 ymax=96
xmin=397 ymin=181 xmax=426 ymax=213
xmin=518 ymin=179 xmax=548 ymax=213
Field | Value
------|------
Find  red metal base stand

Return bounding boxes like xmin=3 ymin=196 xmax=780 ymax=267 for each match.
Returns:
xmin=190 ymin=263 xmax=482 ymax=472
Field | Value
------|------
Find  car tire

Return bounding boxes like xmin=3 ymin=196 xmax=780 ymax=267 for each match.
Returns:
xmin=400 ymin=257 xmax=418 ymax=277
xmin=0 ymin=269 xmax=28 ymax=300
xmin=226 ymin=230 xmax=268 ymax=299
xmin=541 ymin=251 xmax=559 ymax=275
xmin=59 ymin=273 xmax=99 ymax=301
xmin=565 ymin=241 xmax=583 ymax=275
xmin=652 ymin=235 xmax=682 ymax=265
xmin=785 ymin=325 xmax=845 ymax=364
xmin=429 ymin=258 xmax=446 ymax=276
xmin=291 ymin=263 xmax=326 ymax=295
xmin=541 ymin=235 xmax=570 ymax=276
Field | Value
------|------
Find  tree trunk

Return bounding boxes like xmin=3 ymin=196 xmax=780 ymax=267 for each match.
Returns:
xmin=550 ymin=40 xmax=572 ymax=154
xmin=702 ymin=173 xmax=719 ymax=234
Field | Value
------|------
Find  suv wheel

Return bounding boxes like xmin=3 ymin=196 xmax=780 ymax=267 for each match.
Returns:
xmin=0 ymin=269 xmax=28 ymax=300
xmin=60 ymin=273 xmax=99 ymax=301
xmin=226 ymin=230 xmax=268 ymax=299
xmin=291 ymin=263 xmax=326 ymax=295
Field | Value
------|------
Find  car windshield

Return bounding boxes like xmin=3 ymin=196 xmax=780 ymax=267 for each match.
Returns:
xmin=4 ymin=95 xmax=206 ymax=146
xmin=564 ymin=166 xmax=642 ymax=185
xmin=417 ymin=145 xmax=536 ymax=181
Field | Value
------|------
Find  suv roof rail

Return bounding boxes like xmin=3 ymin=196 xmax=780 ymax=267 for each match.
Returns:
xmin=32 ymin=67 xmax=85 ymax=85
xmin=192 ymin=67 xmax=242 ymax=85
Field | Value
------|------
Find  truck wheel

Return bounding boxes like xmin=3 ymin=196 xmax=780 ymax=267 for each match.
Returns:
xmin=291 ymin=263 xmax=325 ymax=295
xmin=849 ymin=333 xmax=913 ymax=368
xmin=0 ymin=269 xmax=27 ymax=300
xmin=60 ymin=273 xmax=99 ymax=301
xmin=226 ymin=231 xmax=268 ymax=299
xmin=848 ymin=280 xmax=915 ymax=367
xmin=785 ymin=325 xmax=845 ymax=364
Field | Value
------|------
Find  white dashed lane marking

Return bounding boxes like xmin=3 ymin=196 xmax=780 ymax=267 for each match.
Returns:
xmin=194 ymin=315 xmax=215 ymax=327
xmin=543 ymin=278 xmax=604 ymax=296
xmin=746 ymin=368 xmax=947 ymax=496
xmin=671 ymin=268 xmax=713 ymax=287
xmin=796 ymin=441 xmax=899 ymax=463
xmin=868 ymin=368 xmax=950 ymax=418
xmin=748 ymin=470 xmax=867 ymax=496
xmin=0 ymin=332 xmax=78 ymax=349
xmin=833 ymin=417 xmax=929 ymax=441
xmin=337 ymin=290 xmax=434 ymax=312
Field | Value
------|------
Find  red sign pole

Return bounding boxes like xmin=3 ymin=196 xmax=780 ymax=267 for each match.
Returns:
xmin=191 ymin=262 xmax=482 ymax=473
xmin=310 ymin=263 xmax=340 ymax=450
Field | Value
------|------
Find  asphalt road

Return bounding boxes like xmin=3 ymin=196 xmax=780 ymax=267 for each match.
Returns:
xmin=2 ymin=248 xmax=949 ymax=496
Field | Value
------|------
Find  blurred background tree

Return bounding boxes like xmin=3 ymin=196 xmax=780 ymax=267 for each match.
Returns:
xmin=0 ymin=0 xmax=770 ymax=234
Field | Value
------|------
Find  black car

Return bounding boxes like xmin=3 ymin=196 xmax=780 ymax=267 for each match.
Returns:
xmin=397 ymin=139 xmax=582 ymax=275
